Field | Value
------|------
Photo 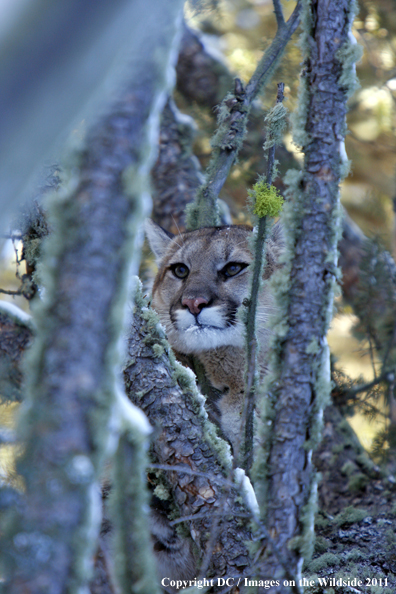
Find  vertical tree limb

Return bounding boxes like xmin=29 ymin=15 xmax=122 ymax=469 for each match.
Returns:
xmin=253 ymin=0 xmax=362 ymax=590
xmin=243 ymin=85 xmax=286 ymax=472
xmin=109 ymin=407 xmax=159 ymax=594
xmin=0 ymin=2 xmax=184 ymax=592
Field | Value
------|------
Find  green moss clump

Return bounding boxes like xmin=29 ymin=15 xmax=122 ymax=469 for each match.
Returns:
xmin=185 ymin=186 xmax=220 ymax=230
xmin=334 ymin=506 xmax=367 ymax=526
xmin=345 ymin=548 xmax=364 ymax=562
xmin=341 ymin=460 xmax=357 ymax=475
xmin=263 ymin=102 xmax=288 ymax=144
xmin=355 ymin=452 xmax=379 ymax=476
xmin=248 ymin=181 xmax=284 ymax=218
xmin=348 ymin=472 xmax=369 ymax=492
xmin=152 ymin=343 xmax=165 ymax=358
xmin=314 ymin=536 xmax=332 ymax=553
xmin=336 ymin=38 xmax=363 ymax=99
xmin=306 ymin=337 xmax=319 ymax=355
xmin=332 ymin=443 xmax=345 ymax=455
xmin=307 ymin=552 xmax=339 ymax=572
xmin=315 ymin=514 xmax=331 ymax=529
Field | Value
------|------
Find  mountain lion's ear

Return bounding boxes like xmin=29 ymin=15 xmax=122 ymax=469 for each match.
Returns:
xmin=145 ymin=219 xmax=175 ymax=264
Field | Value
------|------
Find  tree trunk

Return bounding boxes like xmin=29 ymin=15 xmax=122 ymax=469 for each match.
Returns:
xmin=253 ymin=0 xmax=361 ymax=590
xmin=0 ymin=2 xmax=184 ymax=592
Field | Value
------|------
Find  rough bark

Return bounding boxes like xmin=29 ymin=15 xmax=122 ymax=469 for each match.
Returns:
xmin=150 ymin=98 xmax=204 ymax=234
xmin=176 ymin=23 xmax=234 ymax=111
xmin=253 ymin=0 xmax=358 ymax=590
xmin=0 ymin=1 xmax=184 ymax=592
xmin=0 ymin=305 xmax=33 ymax=403
xmin=314 ymin=405 xmax=393 ymax=516
xmin=308 ymin=404 xmax=396 ymax=593
xmin=123 ymin=291 xmax=252 ymax=584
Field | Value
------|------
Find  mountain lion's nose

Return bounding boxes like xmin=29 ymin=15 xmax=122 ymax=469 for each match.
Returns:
xmin=182 ymin=297 xmax=208 ymax=315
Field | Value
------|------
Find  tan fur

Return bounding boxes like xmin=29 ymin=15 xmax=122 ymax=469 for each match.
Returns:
xmin=145 ymin=220 xmax=283 ymax=452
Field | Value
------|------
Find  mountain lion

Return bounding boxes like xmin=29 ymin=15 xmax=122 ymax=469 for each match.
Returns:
xmin=145 ymin=219 xmax=283 ymax=452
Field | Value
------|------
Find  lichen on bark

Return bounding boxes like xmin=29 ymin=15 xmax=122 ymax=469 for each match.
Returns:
xmin=252 ymin=0 xmax=362 ymax=590
xmin=0 ymin=1 xmax=185 ymax=591
xmin=123 ymin=282 xmax=253 ymax=582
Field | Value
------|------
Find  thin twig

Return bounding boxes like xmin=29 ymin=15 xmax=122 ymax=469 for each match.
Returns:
xmin=272 ymin=0 xmax=285 ymax=28
xmin=367 ymin=330 xmax=378 ymax=380
xmin=249 ymin=529 xmax=302 ymax=594
xmin=345 ymin=373 xmax=387 ymax=396
xmin=243 ymin=83 xmax=285 ymax=473
xmin=0 ymin=288 xmax=22 ymax=296
xmin=381 ymin=320 xmax=396 ymax=372
xmin=169 ymin=511 xmax=250 ymax=526
xmin=186 ymin=3 xmax=300 ymax=229
xmin=0 ymin=233 xmax=22 ymax=240
xmin=244 ymin=6 xmax=300 ymax=102
xmin=197 ymin=512 xmax=222 ymax=579
xmin=147 ymin=463 xmax=233 ymax=488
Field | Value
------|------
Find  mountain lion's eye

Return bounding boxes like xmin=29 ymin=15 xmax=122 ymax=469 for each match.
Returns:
xmin=171 ymin=263 xmax=189 ymax=279
xmin=222 ymin=262 xmax=246 ymax=278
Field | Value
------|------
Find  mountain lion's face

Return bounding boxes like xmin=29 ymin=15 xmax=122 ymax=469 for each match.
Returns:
xmin=145 ymin=220 xmax=254 ymax=355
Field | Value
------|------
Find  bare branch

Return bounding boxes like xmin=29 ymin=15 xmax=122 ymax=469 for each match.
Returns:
xmin=243 ymin=83 xmax=285 ymax=472
xmin=272 ymin=0 xmax=286 ymax=28
xmin=0 ymin=288 xmax=22 ymax=296
xmin=148 ymin=463 xmax=234 ymax=488
xmin=186 ymin=2 xmax=301 ymax=229
xmin=169 ymin=511 xmax=251 ymax=526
